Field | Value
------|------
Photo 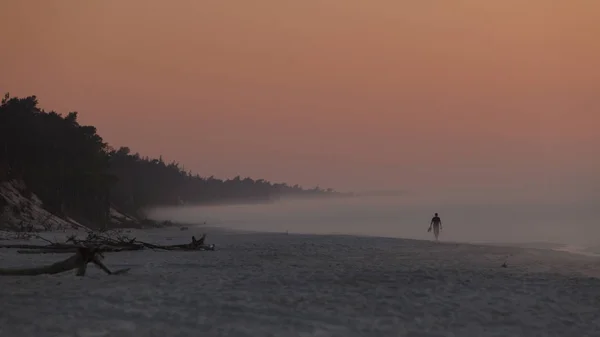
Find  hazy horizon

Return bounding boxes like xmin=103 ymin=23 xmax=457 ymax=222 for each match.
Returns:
xmin=2 ymin=0 xmax=598 ymax=205
xmin=148 ymin=195 xmax=597 ymax=248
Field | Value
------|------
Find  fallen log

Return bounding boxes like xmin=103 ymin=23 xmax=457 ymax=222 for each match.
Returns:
xmin=0 ymin=248 xmax=116 ymax=276
xmin=0 ymin=244 xmax=76 ymax=250
xmin=17 ymin=248 xmax=79 ymax=254
xmin=16 ymin=244 xmax=145 ymax=254
xmin=6 ymin=235 xmax=215 ymax=254
xmin=0 ymin=232 xmax=213 ymax=276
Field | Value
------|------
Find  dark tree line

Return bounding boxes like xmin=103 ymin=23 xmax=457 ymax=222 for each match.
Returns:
xmin=0 ymin=94 xmax=338 ymax=227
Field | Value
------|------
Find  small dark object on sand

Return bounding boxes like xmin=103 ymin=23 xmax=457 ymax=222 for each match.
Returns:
xmin=180 ymin=226 xmax=188 ymax=231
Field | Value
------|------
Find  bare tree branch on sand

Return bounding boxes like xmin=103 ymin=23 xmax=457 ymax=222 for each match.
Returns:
xmin=0 ymin=229 xmax=215 ymax=277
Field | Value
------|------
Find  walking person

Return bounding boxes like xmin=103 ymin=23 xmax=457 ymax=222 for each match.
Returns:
xmin=428 ymin=213 xmax=443 ymax=241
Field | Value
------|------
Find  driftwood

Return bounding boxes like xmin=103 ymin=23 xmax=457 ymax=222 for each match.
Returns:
xmin=0 ymin=231 xmax=214 ymax=276
xmin=0 ymin=233 xmax=215 ymax=254
xmin=0 ymin=247 xmax=125 ymax=276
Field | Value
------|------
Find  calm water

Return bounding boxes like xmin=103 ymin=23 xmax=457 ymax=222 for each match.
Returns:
xmin=149 ymin=196 xmax=597 ymax=247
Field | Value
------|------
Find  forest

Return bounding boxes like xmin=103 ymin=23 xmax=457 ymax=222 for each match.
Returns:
xmin=0 ymin=93 xmax=338 ymax=228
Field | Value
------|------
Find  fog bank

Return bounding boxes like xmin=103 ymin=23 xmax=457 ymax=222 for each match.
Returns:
xmin=148 ymin=196 xmax=596 ymax=247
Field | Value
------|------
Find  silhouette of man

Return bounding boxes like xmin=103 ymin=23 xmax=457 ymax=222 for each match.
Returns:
xmin=428 ymin=213 xmax=442 ymax=241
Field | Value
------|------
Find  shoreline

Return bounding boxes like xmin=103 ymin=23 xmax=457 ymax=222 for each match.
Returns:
xmin=165 ymin=222 xmax=600 ymax=261
xmin=4 ymin=220 xmax=600 ymax=264
xmin=2 ymin=222 xmax=600 ymax=335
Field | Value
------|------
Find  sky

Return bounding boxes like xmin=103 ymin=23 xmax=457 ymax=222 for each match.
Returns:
xmin=1 ymin=0 xmax=599 ymax=203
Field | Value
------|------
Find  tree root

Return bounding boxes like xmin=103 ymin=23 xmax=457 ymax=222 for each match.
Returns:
xmin=0 ymin=247 xmax=113 ymax=276
xmin=0 ymin=233 xmax=214 ymax=276
xmin=1 ymin=234 xmax=215 ymax=254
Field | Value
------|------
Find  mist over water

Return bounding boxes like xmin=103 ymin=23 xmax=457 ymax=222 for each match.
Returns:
xmin=148 ymin=196 xmax=597 ymax=248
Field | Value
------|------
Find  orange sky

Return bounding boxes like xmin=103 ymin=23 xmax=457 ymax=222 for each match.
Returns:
xmin=1 ymin=0 xmax=599 ymax=201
